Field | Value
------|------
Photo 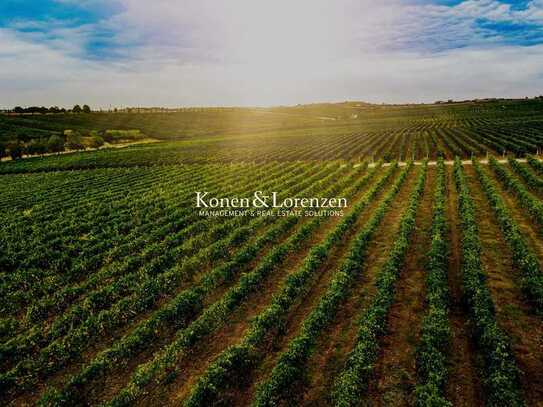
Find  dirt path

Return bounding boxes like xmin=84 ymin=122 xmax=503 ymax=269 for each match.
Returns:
xmin=444 ymin=165 xmax=483 ymax=406
xmin=0 ymin=139 xmax=160 ymax=162
xmin=465 ymin=166 xmax=543 ymax=406
xmin=361 ymin=157 xmax=533 ymax=169
xmin=361 ymin=166 xmax=434 ymax=406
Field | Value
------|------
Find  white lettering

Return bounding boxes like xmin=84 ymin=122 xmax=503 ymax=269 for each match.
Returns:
xmin=196 ymin=192 xmax=209 ymax=208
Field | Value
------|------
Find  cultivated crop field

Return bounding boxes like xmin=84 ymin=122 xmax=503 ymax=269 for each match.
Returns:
xmin=1 ymin=100 xmax=543 ymax=406
xmin=2 ymin=99 xmax=543 ymax=174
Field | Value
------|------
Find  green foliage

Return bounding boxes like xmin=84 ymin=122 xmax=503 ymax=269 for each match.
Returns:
xmin=7 ymin=141 xmax=24 ymax=160
xmin=86 ymin=135 xmax=104 ymax=149
xmin=65 ymin=132 xmax=85 ymax=151
xmin=3 ymin=162 xmax=315 ymax=396
xmin=35 ymin=163 xmax=369 ymax=406
xmin=47 ymin=134 xmax=65 ymax=153
xmin=489 ymin=156 xmax=543 ymax=230
xmin=1 ymin=99 xmax=543 ymax=164
xmin=453 ymin=158 xmax=524 ymax=407
xmin=415 ymin=157 xmax=451 ymax=407
xmin=508 ymin=157 xmax=543 ymax=191
xmin=332 ymin=163 xmax=427 ymax=407
xmin=2 ymin=100 xmax=543 ymax=406
xmin=527 ymin=155 xmax=543 ymax=175
xmin=25 ymin=138 xmax=48 ymax=155
xmin=182 ymin=164 xmax=403 ymax=407
xmin=475 ymin=159 xmax=543 ymax=313
xmin=253 ymin=163 xmax=423 ymax=407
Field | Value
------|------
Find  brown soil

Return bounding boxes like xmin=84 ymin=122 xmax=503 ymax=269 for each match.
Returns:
xmin=465 ymin=165 xmax=543 ymax=406
xmin=375 ymin=132 xmax=400 ymax=159
xmin=431 ymin=133 xmax=454 ymax=160
xmin=403 ymin=133 xmax=416 ymax=160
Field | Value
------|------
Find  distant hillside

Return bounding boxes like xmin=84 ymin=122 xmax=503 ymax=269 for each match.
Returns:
xmin=1 ymin=98 xmax=543 ymax=144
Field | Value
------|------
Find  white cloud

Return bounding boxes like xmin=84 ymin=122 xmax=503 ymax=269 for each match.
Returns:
xmin=1 ymin=0 xmax=543 ymax=107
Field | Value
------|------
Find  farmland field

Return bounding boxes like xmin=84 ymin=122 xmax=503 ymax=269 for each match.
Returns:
xmin=2 ymin=100 xmax=543 ymax=406
xmin=2 ymin=99 xmax=543 ymax=173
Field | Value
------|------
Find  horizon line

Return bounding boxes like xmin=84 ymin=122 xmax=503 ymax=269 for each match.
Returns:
xmin=2 ymin=95 xmax=542 ymax=112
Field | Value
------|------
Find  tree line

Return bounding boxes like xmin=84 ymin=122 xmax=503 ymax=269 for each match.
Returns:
xmin=0 ymin=131 xmax=104 ymax=160
xmin=5 ymin=105 xmax=92 ymax=114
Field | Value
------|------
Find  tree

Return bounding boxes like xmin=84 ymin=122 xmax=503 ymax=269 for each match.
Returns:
xmin=7 ymin=141 xmax=24 ymax=160
xmin=17 ymin=133 xmax=31 ymax=143
xmin=47 ymin=135 xmax=65 ymax=153
xmin=82 ymin=104 xmax=91 ymax=113
xmin=13 ymin=106 xmax=24 ymax=114
xmin=87 ymin=135 xmax=104 ymax=149
xmin=72 ymin=105 xmax=82 ymax=113
xmin=25 ymin=139 xmax=48 ymax=156
xmin=66 ymin=132 xmax=85 ymax=150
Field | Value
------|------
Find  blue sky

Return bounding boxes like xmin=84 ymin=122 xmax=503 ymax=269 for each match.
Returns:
xmin=0 ymin=0 xmax=119 ymax=24
xmin=1 ymin=0 xmax=543 ymax=106
xmin=0 ymin=0 xmax=127 ymax=59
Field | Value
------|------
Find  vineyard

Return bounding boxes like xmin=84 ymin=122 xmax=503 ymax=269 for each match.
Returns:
xmin=1 ymin=101 xmax=543 ymax=406
xmin=2 ymin=99 xmax=543 ymax=174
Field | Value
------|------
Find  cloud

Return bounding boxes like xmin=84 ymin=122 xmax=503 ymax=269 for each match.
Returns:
xmin=389 ymin=0 xmax=543 ymax=50
xmin=1 ymin=0 xmax=543 ymax=107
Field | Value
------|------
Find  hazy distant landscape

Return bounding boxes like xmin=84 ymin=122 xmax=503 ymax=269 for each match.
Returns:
xmin=2 ymin=98 xmax=543 ymax=173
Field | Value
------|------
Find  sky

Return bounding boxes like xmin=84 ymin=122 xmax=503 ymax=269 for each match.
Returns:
xmin=1 ymin=0 xmax=543 ymax=107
